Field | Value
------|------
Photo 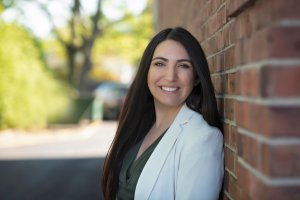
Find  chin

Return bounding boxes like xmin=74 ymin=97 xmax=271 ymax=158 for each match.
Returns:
xmin=156 ymin=100 xmax=184 ymax=109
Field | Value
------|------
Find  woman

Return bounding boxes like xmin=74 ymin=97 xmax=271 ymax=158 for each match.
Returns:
xmin=102 ymin=27 xmax=224 ymax=200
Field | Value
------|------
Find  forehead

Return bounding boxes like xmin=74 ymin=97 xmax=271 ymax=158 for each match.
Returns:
xmin=152 ymin=40 xmax=190 ymax=60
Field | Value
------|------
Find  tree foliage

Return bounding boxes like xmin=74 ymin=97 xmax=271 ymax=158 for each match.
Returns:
xmin=91 ymin=5 xmax=154 ymax=80
xmin=0 ymin=0 xmax=15 ymax=13
xmin=39 ymin=0 xmax=103 ymax=88
xmin=0 ymin=22 xmax=70 ymax=129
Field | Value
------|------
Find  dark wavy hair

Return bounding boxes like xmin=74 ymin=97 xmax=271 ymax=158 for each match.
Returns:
xmin=101 ymin=27 xmax=222 ymax=199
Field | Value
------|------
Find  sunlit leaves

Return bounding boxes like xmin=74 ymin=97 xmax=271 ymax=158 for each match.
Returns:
xmin=0 ymin=23 xmax=70 ymax=129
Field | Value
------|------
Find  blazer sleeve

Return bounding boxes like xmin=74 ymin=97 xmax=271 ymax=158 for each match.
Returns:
xmin=175 ymin=127 xmax=224 ymax=200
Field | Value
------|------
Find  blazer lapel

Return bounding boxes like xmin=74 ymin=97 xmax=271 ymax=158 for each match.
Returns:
xmin=135 ymin=104 xmax=194 ymax=199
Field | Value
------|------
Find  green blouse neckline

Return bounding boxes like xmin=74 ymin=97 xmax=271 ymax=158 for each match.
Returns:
xmin=117 ymin=130 xmax=167 ymax=200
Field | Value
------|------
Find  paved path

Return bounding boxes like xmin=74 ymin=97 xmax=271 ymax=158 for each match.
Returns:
xmin=0 ymin=122 xmax=117 ymax=200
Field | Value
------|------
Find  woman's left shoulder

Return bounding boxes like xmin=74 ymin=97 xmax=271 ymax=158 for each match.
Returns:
xmin=189 ymin=110 xmax=221 ymax=133
xmin=183 ymin=110 xmax=223 ymax=146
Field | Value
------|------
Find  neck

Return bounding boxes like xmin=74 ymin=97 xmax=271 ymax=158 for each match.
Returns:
xmin=154 ymin=104 xmax=183 ymax=129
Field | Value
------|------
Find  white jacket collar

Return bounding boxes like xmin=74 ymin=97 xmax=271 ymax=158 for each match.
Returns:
xmin=135 ymin=104 xmax=195 ymax=199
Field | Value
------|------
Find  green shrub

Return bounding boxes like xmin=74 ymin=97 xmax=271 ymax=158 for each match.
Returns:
xmin=0 ymin=22 xmax=70 ymax=129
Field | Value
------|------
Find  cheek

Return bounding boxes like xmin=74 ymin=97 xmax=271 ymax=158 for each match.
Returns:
xmin=183 ymin=72 xmax=196 ymax=88
xmin=147 ymin=69 xmax=156 ymax=90
xmin=147 ymin=69 xmax=152 ymax=86
xmin=147 ymin=68 xmax=160 ymax=85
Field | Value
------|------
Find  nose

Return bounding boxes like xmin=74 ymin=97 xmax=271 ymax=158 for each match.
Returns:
xmin=165 ymin=65 xmax=177 ymax=82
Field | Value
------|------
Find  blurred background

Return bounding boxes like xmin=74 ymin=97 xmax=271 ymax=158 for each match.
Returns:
xmin=0 ymin=0 xmax=154 ymax=127
xmin=0 ymin=0 xmax=153 ymax=199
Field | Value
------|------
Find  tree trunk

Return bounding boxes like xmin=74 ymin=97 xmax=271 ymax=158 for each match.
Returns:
xmin=66 ymin=45 xmax=77 ymax=84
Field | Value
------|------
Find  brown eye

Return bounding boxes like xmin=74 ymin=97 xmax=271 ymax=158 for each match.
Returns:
xmin=178 ymin=63 xmax=191 ymax=69
xmin=154 ymin=62 xmax=165 ymax=67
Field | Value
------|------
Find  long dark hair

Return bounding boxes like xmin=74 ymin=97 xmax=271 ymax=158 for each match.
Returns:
xmin=101 ymin=27 xmax=222 ymax=199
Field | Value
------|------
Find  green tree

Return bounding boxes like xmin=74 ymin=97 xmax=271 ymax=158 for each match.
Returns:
xmin=92 ymin=4 xmax=154 ymax=80
xmin=0 ymin=22 xmax=70 ymax=129
xmin=0 ymin=0 xmax=15 ymax=13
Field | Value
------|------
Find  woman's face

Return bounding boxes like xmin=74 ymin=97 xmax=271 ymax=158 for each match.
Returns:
xmin=147 ymin=40 xmax=196 ymax=110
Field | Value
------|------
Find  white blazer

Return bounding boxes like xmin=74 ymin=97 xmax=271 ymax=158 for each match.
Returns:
xmin=134 ymin=104 xmax=224 ymax=200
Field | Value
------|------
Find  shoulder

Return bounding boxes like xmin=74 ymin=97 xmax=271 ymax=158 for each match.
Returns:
xmin=179 ymin=107 xmax=223 ymax=155
xmin=182 ymin=105 xmax=222 ymax=137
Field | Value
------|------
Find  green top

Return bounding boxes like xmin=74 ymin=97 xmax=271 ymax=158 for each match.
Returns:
xmin=117 ymin=132 xmax=166 ymax=200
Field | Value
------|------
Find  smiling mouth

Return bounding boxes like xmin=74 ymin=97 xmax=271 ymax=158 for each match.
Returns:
xmin=161 ymin=86 xmax=179 ymax=92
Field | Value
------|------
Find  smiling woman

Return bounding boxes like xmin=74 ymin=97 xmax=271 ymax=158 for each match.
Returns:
xmin=102 ymin=27 xmax=224 ymax=200
xmin=148 ymin=40 xmax=196 ymax=113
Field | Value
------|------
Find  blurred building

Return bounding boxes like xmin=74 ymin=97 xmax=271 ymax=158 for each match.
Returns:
xmin=154 ymin=0 xmax=300 ymax=199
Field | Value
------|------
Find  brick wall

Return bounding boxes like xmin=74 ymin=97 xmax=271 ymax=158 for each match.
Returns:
xmin=154 ymin=0 xmax=300 ymax=199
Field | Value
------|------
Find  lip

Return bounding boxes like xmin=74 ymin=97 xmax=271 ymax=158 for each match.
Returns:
xmin=160 ymin=86 xmax=179 ymax=92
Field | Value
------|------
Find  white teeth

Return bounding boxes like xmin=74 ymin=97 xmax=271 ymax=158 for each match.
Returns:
xmin=161 ymin=87 xmax=178 ymax=92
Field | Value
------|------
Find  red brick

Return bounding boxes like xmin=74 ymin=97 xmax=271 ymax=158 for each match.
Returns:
xmin=216 ymin=52 xmax=225 ymax=72
xmin=228 ymin=175 xmax=240 ymax=200
xmin=223 ymin=123 xmax=230 ymax=146
xmin=207 ymin=53 xmax=224 ymax=74
xmin=216 ymin=29 xmax=225 ymax=51
xmin=265 ymin=186 xmax=300 ymax=200
xmin=216 ymin=6 xmax=227 ymax=30
xmin=269 ymin=27 xmax=300 ymax=58
xmin=238 ymin=163 xmax=300 ymax=200
xmin=227 ymin=1 xmax=258 ymax=41
xmin=237 ymin=102 xmax=300 ymax=137
xmin=250 ymin=0 xmax=273 ymax=31
xmin=237 ymin=162 xmax=255 ymax=200
xmin=237 ymin=132 xmax=260 ymax=168
xmin=224 ymin=123 xmax=237 ymax=150
xmin=267 ymin=106 xmax=300 ymax=137
xmin=201 ymin=41 xmax=209 ymax=56
xmin=238 ymin=68 xmax=260 ymax=97
xmin=224 ymin=170 xmax=240 ymax=199
xmin=271 ymin=0 xmax=300 ymax=21
xmin=224 ymin=170 xmax=230 ymax=192
xmin=208 ymin=12 xmax=218 ymax=36
xmin=230 ymin=125 xmax=237 ymax=150
xmin=207 ymin=57 xmax=214 ymax=71
xmin=209 ymin=36 xmax=217 ymax=54
xmin=247 ymin=28 xmax=270 ymax=62
xmin=208 ymin=56 xmax=217 ymax=73
xmin=228 ymin=18 xmax=240 ymax=43
xmin=248 ymin=27 xmax=300 ymax=62
xmin=235 ymin=69 xmax=242 ymax=95
xmin=224 ymin=123 xmax=230 ymax=144
xmin=234 ymin=39 xmax=246 ymax=66
xmin=223 ymin=194 xmax=230 ymax=200
xmin=250 ymin=0 xmax=300 ymax=32
xmin=261 ymin=66 xmax=300 ymax=97
xmin=216 ymin=97 xmax=224 ymax=118
xmin=223 ymin=25 xmax=231 ymax=47
xmin=224 ymin=46 xmax=235 ymax=69
xmin=212 ymin=74 xmax=225 ymax=95
xmin=225 ymin=146 xmax=237 ymax=174
xmin=238 ymin=8 xmax=254 ymax=38
xmin=261 ymin=144 xmax=300 ymax=177
xmin=226 ymin=72 xmax=236 ymax=94
xmin=227 ymin=0 xmax=256 ymax=17
xmin=224 ymin=98 xmax=236 ymax=121
xmin=207 ymin=5 xmax=226 ymax=36
xmin=196 ymin=0 xmax=210 ymax=27
xmin=198 ymin=23 xmax=208 ymax=43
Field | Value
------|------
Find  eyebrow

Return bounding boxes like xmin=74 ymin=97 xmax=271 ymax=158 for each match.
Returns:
xmin=152 ymin=56 xmax=192 ymax=63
